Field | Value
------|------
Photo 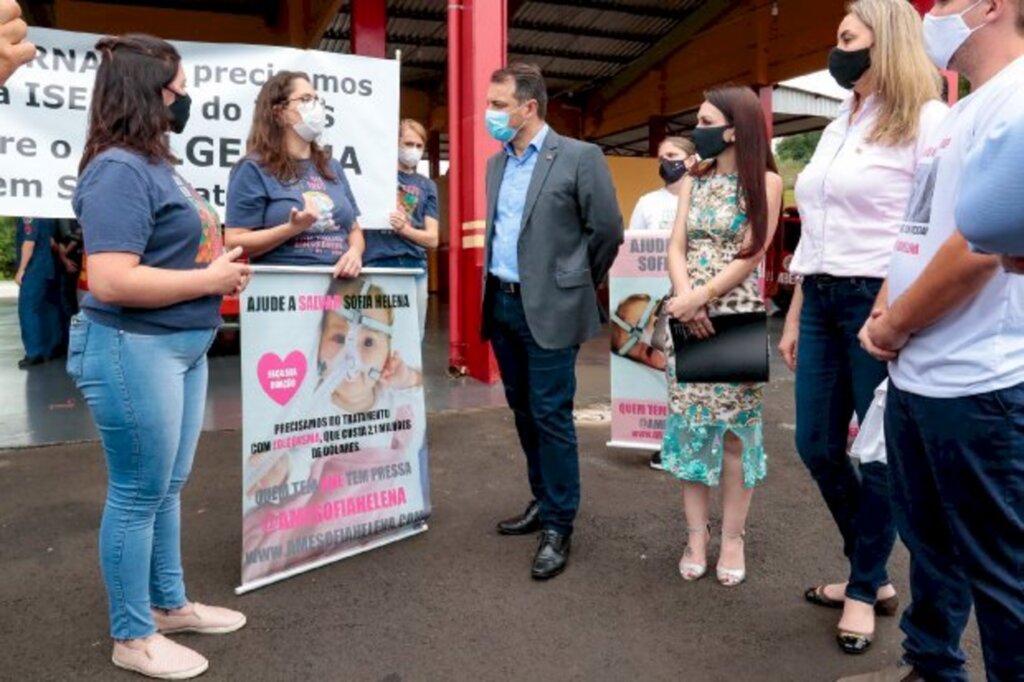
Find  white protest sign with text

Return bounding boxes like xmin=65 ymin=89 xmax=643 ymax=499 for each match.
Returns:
xmin=0 ymin=27 xmax=398 ymax=227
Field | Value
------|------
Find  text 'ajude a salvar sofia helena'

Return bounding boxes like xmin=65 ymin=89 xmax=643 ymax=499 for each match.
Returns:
xmin=629 ymin=237 xmax=669 ymax=272
xmin=0 ymin=45 xmax=376 ymax=204
xmin=246 ymin=294 xmax=412 ymax=314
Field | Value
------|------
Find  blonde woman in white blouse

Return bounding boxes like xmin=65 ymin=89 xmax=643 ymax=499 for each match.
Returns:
xmin=777 ymin=0 xmax=946 ymax=656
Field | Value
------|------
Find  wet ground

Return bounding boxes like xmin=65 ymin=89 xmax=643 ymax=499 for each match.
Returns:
xmin=0 ymin=297 xmax=983 ymax=681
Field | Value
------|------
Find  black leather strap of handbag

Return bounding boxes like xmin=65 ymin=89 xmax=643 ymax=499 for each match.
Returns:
xmin=669 ymin=312 xmax=769 ymax=383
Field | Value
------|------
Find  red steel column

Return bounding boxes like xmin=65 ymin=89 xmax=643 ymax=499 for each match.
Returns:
xmin=351 ymin=0 xmax=386 ymax=58
xmin=447 ymin=0 xmax=505 ymax=382
xmin=758 ymin=84 xmax=773 ymax=298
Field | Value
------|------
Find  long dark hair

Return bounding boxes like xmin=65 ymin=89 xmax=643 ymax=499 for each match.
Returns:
xmin=79 ymin=34 xmax=180 ymax=173
xmin=693 ymin=86 xmax=778 ymax=259
xmin=244 ymin=71 xmax=336 ymax=184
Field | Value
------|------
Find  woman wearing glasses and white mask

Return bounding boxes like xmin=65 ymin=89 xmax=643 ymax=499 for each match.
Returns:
xmin=225 ymin=71 xmax=364 ymax=277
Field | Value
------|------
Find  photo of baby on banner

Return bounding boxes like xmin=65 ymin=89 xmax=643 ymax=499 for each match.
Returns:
xmin=239 ymin=269 xmax=429 ymax=592
xmin=610 ymin=292 xmax=670 ymax=371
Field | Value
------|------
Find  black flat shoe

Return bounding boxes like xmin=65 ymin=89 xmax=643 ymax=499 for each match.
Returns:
xmin=497 ymin=500 xmax=541 ymax=536
xmin=531 ymin=529 xmax=570 ymax=580
xmin=17 ymin=356 xmax=45 ymax=370
xmin=806 ymin=586 xmax=900 ymax=616
xmin=837 ymin=629 xmax=874 ymax=655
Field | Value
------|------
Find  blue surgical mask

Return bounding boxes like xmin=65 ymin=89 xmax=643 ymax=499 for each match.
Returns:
xmin=485 ymin=107 xmax=524 ymax=143
xmin=923 ymin=0 xmax=987 ymax=70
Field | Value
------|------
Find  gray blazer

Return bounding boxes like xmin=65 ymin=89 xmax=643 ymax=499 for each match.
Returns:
xmin=481 ymin=128 xmax=624 ymax=350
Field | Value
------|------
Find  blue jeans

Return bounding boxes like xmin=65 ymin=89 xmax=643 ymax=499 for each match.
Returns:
xmin=886 ymin=382 xmax=1024 ymax=682
xmin=18 ymin=269 xmax=63 ymax=359
xmin=488 ymin=288 xmax=580 ymax=535
xmin=795 ymin=276 xmax=895 ymax=604
xmin=66 ymin=314 xmax=215 ymax=639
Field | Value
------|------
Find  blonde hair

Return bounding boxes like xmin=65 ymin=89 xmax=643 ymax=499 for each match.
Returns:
xmin=399 ymin=118 xmax=428 ymax=144
xmin=660 ymin=136 xmax=696 ymax=157
xmin=849 ymin=0 xmax=941 ymax=146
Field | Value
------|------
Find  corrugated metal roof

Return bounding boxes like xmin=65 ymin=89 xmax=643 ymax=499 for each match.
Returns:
xmin=317 ymin=0 xmax=710 ymax=89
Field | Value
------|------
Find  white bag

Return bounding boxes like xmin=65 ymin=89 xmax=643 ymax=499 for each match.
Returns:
xmin=850 ymin=379 xmax=888 ymax=465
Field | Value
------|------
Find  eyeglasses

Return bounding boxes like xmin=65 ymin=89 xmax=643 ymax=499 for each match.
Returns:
xmin=287 ymin=94 xmax=322 ymax=106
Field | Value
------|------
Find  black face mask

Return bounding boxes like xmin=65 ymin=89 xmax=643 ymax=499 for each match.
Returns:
xmin=167 ymin=92 xmax=192 ymax=134
xmin=693 ymin=125 xmax=730 ymax=161
xmin=828 ymin=47 xmax=871 ymax=90
xmin=658 ymin=158 xmax=688 ymax=185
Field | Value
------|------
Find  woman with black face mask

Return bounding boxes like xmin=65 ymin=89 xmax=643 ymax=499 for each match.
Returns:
xmin=71 ymin=34 xmax=250 ymax=679
xmin=661 ymin=86 xmax=783 ymax=590
xmin=777 ymin=0 xmax=947 ymax=655
xmin=627 ymin=136 xmax=697 ymax=471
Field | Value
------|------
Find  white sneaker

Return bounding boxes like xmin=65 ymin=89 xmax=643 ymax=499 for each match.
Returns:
xmin=112 ymin=634 xmax=209 ymax=680
xmin=153 ymin=602 xmax=247 ymax=635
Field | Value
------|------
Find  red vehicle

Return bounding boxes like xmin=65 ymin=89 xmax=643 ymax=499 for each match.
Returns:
xmin=764 ymin=206 xmax=801 ymax=314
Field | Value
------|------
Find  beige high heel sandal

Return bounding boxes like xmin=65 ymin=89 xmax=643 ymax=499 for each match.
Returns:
xmin=717 ymin=530 xmax=746 ymax=587
xmin=678 ymin=524 xmax=711 ymax=581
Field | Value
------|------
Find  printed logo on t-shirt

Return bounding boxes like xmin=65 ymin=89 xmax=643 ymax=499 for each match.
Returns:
xmin=398 ymin=183 xmax=423 ymax=221
xmin=289 ymin=169 xmax=352 ymax=258
xmin=894 ymin=151 xmax=943 ymax=258
xmin=172 ymin=172 xmax=224 ymax=264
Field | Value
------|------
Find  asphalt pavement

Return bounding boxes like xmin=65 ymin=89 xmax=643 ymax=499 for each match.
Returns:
xmin=0 ymin=375 xmax=983 ymax=681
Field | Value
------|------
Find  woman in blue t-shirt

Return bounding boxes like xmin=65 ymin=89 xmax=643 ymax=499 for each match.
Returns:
xmin=364 ymin=119 xmax=440 ymax=338
xmin=224 ymin=71 xmax=364 ymax=278
xmin=69 ymin=34 xmax=249 ymax=679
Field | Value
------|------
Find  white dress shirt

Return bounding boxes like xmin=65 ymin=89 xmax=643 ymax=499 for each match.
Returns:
xmin=791 ymin=96 xmax=947 ymax=278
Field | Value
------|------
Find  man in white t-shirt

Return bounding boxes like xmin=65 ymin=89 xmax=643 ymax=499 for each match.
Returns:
xmin=842 ymin=2 xmax=1024 ymax=681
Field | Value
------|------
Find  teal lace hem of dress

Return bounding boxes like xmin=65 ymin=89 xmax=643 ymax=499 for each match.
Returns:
xmin=661 ymin=410 xmax=767 ymax=488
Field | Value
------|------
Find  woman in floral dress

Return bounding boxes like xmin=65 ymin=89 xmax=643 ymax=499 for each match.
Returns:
xmin=661 ymin=86 xmax=783 ymax=587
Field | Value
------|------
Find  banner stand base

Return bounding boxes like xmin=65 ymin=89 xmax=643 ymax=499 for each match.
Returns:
xmin=235 ymin=523 xmax=429 ymax=595
xmin=606 ymin=440 xmax=661 ymax=451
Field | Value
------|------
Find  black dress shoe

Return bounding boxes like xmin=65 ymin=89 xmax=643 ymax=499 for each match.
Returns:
xmin=497 ymin=500 xmax=541 ymax=535
xmin=17 ymin=355 xmax=45 ymax=370
xmin=531 ymin=529 xmax=571 ymax=580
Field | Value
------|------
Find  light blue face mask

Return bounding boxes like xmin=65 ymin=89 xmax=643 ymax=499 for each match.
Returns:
xmin=485 ymin=106 xmax=525 ymax=143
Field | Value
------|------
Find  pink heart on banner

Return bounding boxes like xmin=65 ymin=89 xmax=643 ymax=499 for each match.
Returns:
xmin=257 ymin=351 xmax=307 ymax=406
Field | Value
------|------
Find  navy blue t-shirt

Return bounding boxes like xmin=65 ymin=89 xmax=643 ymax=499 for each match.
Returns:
xmin=15 ymin=217 xmax=57 ymax=280
xmin=73 ymin=148 xmax=224 ymax=333
xmin=225 ymin=157 xmax=360 ymax=266
xmin=364 ymin=170 xmax=439 ymax=265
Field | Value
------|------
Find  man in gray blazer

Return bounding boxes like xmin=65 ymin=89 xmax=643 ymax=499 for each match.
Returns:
xmin=482 ymin=63 xmax=623 ymax=580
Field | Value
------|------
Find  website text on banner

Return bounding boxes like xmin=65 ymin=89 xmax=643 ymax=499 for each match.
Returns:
xmin=239 ymin=267 xmax=429 ymax=593
xmin=608 ymin=229 xmax=672 ymax=450
xmin=0 ymin=27 xmax=399 ymax=226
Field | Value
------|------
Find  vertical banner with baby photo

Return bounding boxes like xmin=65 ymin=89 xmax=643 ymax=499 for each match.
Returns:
xmin=237 ymin=267 xmax=429 ymax=594
xmin=608 ymin=230 xmax=673 ymax=450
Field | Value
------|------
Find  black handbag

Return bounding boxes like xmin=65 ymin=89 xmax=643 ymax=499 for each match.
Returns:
xmin=669 ymin=312 xmax=769 ymax=383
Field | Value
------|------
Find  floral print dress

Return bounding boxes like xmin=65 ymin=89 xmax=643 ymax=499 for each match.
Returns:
xmin=661 ymin=173 xmax=766 ymax=488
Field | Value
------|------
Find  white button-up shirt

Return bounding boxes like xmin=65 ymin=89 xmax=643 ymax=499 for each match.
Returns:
xmin=791 ymin=96 xmax=947 ymax=278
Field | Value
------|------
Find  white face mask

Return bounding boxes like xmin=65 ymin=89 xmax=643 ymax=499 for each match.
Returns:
xmin=292 ymin=99 xmax=327 ymax=143
xmin=399 ymin=146 xmax=424 ymax=168
xmin=923 ymin=0 xmax=987 ymax=70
